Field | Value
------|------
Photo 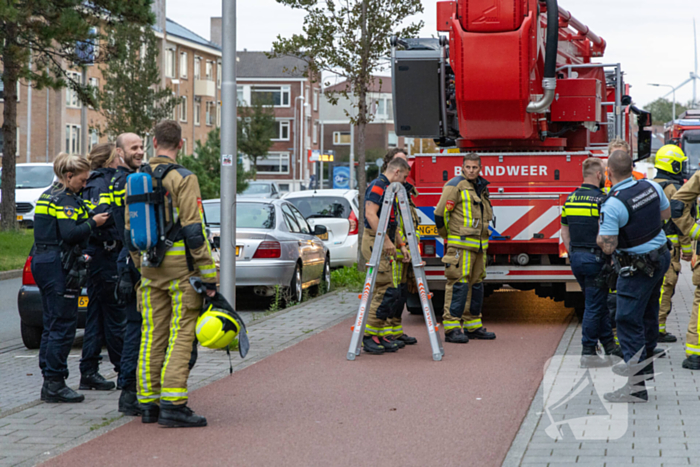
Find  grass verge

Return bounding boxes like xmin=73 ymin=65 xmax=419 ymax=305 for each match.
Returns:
xmin=331 ymin=265 xmax=365 ymax=293
xmin=0 ymin=229 xmax=33 ymax=272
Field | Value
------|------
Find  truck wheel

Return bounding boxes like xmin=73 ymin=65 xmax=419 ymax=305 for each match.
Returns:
xmin=564 ymin=292 xmax=585 ymax=322
xmin=21 ymin=322 xmax=42 ymax=349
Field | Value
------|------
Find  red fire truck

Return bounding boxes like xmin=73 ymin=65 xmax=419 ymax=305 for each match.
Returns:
xmin=664 ymin=109 xmax=700 ymax=175
xmin=391 ymin=0 xmax=652 ymax=317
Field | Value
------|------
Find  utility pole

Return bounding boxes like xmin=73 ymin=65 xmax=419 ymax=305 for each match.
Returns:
xmin=220 ymin=0 xmax=237 ymax=304
xmin=349 ymin=123 xmax=355 ymax=189
xmin=81 ymin=66 xmax=88 ymax=155
xmin=26 ymin=52 xmax=32 ymax=163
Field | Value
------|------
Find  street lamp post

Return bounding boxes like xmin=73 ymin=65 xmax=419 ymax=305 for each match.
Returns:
xmin=648 ymin=83 xmax=677 ymax=122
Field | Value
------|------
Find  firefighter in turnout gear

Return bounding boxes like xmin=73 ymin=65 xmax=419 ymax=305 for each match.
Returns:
xmin=361 ymin=157 xmax=412 ymax=355
xmin=110 ymin=133 xmax=145 ymax=416
xmin=560 ymin=158 xmax=620 ymax=368
xmin=670 ymin=159 xmax=700 ymax=371
xmin=34 ymin=154 xmax=109 ymax=403
xmin=126 ymin=121 xmax=217 ymax=427
xmin=79 ymin=143 xmax=125 ymax=392
xmin=653 ymin=144 xmax=691 ymax=343
xmin=381 ymin=149 xmax=418 ymax=347
xmin=434 ymin=153 xmax=496 ymax=343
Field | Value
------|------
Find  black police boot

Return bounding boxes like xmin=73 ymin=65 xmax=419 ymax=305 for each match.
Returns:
xmin=682 ymin=355 xmax=700 ymax=370
xmin=362 ymin=336 xmax=385 ymax=355
xmin=658 ymin=332 xmax=678 ymax=343
xmin=603 ymin=340 xmax=623 ymax=359
xmin=141 ymin=403 xmax=160 ymax=424
xmin=466 ymin=327 xmax=496 ymax=340
xmin=79 ymin=372 xmax=116 ymax=391
xmin=386 ymin=336 xmax=406 ymax=349
xmin=580 ymin=346 xmax=611 ymax=368
xmin=41 ymin=380 xmax=48 ymax=401
xmin=603 ymin=380 xmax=648 ymax=403
xmin=379 ymin=336 xmax=400 ymax=352
xmin=158 ymin=404 xmax=207 ymax=428
xmin=651 ymin=347 xmax=667 ymax=359
xmin=118 ymin=384 xmax=142 ymax=416
xmin=445 ymin=329 xmax=469 ymax=344
xmin=44 ymin=377 xmax=85 ymax=403
xmin=397 ymin=334 xmax=418 ymax=345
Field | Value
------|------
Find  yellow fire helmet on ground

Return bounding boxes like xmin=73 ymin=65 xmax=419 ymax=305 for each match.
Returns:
xmin=655 ymin=144 xmax=687 ymax=175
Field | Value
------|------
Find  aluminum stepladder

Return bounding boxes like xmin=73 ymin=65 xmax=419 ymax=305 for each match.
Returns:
xmin=347 ymin=182 xmax=445 ymax=361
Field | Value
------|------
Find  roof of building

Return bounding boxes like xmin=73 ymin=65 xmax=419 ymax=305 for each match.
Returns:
xmin=236 ymin=51 xmax=308 ymax=79
xmin=164 ymin=18 xmax=221 ymax=51
xmin=324 ymin=76 xmax=392 ymax=94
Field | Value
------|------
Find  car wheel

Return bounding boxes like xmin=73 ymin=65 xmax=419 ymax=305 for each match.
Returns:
xmin=287 ymin=264 xmax=303 ymax=306
xmin=21 ymin=322 xmax=42 ymax=349
xmin=311 ymin=256 xmax=331 ymax=297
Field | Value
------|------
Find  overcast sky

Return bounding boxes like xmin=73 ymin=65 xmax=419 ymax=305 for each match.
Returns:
xmin=168 ymin=0 xmax=700 ymax=108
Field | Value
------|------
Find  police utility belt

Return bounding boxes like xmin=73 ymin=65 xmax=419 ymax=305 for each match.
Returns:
xmin=612 ymin=244 xmax=668 ymax=278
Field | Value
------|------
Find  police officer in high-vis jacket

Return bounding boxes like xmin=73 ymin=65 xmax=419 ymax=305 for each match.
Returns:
xmin=652 ymin=145 xmax=691 ymax=343
xmin=361 ymin=157 xmax=412 ymax=354
xmin=79 ymin=143 xmax=125 ymax=393
xmin=126 ymin=121 xmax=217 ymax=427
xmin=561 ymin=158 xmax=620 ymax=368
xmin=598 ymin=150 xmax=671 ymax=403
xmin=434 ymin=153 xmax=496 ymax=343
xmin=34 ymin=154 xmax=109 ymax=403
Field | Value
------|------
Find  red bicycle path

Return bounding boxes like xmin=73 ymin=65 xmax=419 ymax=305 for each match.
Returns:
xmin=43 ymin=291 xmax=571 ymax=467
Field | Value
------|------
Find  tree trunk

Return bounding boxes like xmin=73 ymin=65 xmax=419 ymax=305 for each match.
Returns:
xmin=356 ymin=0 xmax=369 ymax=272
xmin=1 ymin=24 xmax=20 ymax=231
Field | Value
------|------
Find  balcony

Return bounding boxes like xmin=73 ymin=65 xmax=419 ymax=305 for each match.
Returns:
xmin=195 ymin=79 xmax=216 ymax=98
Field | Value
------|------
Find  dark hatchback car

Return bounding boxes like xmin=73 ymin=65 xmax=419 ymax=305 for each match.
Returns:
xmin=17 ymin=246 xmax=88 ymax=349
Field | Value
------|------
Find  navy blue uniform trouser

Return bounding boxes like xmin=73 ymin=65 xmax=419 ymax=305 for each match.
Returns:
xmin=33 ymin=250 xmax=78 ymax=379
xmin=80 ymin=247 xmax=125 ymax=380
xmin=118 ymin=249 xmax=141 ymax=389
xmin=570 ymin=250 xmax=615 ymax=348
xmin=616 ymin=249 xmax=671 ymax=363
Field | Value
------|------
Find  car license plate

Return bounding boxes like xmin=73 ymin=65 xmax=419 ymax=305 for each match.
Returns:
xmin=417 ymin=225 xmax=438 ymax=236
xmin=317 ymin=232 xmax=329 ymax=241
xmin=236 ymin=246 xmax=241 ymax=256
xmin=78 ymin=297 xmax=89 ymax=308
xmin=16 ymin=215 xmax=23 ymax=221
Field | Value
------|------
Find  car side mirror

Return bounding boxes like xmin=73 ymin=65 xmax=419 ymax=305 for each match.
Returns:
xmin=313 ymin=225 xmax=327 ymax=236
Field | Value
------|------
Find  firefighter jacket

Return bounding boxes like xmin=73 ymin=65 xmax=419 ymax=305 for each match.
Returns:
xmin=671 ymin=170 xmax=700 ymax=241
xmin=434 ymin=175 xmax=492 ymax=252
xmin=34 ymin=184 xmax=95 ymax=249
xmin=364 ymin=174 xmax=399 ymax=241
xmin=126 ymin=156 xmax=217 ymax=284
xmin=81 ymin=168 xmax=120 ymax=245
xmin=561 ymin=184 xmax=604 ymax=250
xmin=654 ymin=173 xmax=692 ymax=255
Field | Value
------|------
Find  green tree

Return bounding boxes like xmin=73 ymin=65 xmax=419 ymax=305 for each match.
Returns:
xmin=271 ymin=0 xmax=423 ymax=268
xmin=237 ymin=101 xmax=277 ymax=180
xmin=644 ymin=98 xmax=688 ymax=125
xmin=0 ymin=1 xmax=154 ymax=230
xmin=96 ymin=22 xmax=180 ymax=139
xmin=178 ymin=127 xmax=251 ymax=200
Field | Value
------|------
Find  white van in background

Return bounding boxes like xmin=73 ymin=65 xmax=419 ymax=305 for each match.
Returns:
xmin=0 ymin=163 xmax=57 ymax=227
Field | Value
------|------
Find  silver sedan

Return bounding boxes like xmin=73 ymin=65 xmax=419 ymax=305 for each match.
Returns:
xmin=202 ymin=199 xmax=331 ymax=304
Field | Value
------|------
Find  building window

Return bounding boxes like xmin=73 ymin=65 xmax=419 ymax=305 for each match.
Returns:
xmin=333 ymin=131 xmax=351 ymax=145
xmin=313 ymin=122 xmax=318 ymax=144
xmin=66 ymin=71 xmax=82 ymax=108
xmin=180 ymin=96 xmax=187 ymax=122
xmin=206 ymin=101 xmax=215 ymax=125
xmin=237 ymin=85 xmax=244 ymax=105
xmin=388 ymin=131 xmax=398 ymax=147
xmin=256 ymin=152 xmax=290 ymax=174
xmin=180 ymin=52 xmax=188 ymax=78
xmin=65 ymin=125 xmax=81 ymax=155
xmin=205 ymin=61 xmax=213 ymax=81
xmin=90 ymin=129 xmax=99 ymax=150
xmin=194 ymin=101 xmax=201 ymax=126
xmin=272 ymin=121 xmax=290 ymax=141
xmin=251 ymin=86 xmax=290 ymax=107
xmin=375 ymin=97 xmax=393 ymax=119
xmin=217 ymin=61 xmax=222 ymax=88
xmin=194 ymin=57 xmax=201 ymax=79
xmin=165 ymin=49 xmax=176 ymax=78
xmin=314 ymin=90 xmax=319 ymax=111
xmin=217 ymin=102 xmax=221 ymax=127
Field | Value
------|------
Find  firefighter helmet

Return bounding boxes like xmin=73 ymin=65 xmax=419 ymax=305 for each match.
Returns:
xmin=196 ymin=305 xmax=242 ymax=350
xmin=655 ymin=144 xmax=687 ymax=175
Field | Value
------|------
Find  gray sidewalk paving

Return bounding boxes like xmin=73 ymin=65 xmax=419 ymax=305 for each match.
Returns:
xmin=0 ymin=290 xmax=360 ymax=467
xmin=505 ymin=267 xmax=700 ymax=467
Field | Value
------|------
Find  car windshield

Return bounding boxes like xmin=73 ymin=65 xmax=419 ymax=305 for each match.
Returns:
xmin=0 ymin=166 xmax=55 ymax=189
xmin=202 ymin=202 xmax=221 ymax=226
xmin=287 ymin=196 xmax=351 ymax=219
xmin=242 ymin=184 xmax=271 ymax=195
xmin=684 ymin=140 xmax=700 ymax=174
xmin=238 ymin=203 xmax=275 ymax=229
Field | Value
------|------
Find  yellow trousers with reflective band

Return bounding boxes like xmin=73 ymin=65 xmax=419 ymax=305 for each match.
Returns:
xmin=659 ymin=246 xmax=681 ymax=332
xmin=361 ymin=231 xmax=400 ymax=338
xmin=685 ymin=264 xmax=700 ymax=357
xmin=442 ymin=246 xmax=486 ymax=332
xmin=387 ymin=261 xmax=412 ymax=336
xmin=137 ymin=254 xmax=203 ymax=405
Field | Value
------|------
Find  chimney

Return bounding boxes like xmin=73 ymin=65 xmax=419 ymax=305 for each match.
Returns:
xmin=210 ymin=17 xmax=222 ymax=46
